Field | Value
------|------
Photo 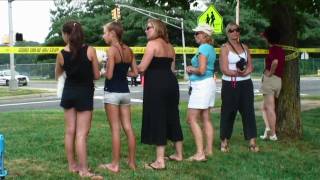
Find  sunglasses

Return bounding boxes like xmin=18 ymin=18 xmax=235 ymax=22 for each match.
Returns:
xmin=146 ymin=26 xmax=154 ymax=31
xmin=194 ymin=32 xmax=202 ymax=36
xmin=228 ymin=28 xmax=241 ymax=33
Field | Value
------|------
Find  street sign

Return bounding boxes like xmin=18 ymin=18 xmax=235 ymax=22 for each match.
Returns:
xmin=197 ymin=4 xmax=223 ymax=34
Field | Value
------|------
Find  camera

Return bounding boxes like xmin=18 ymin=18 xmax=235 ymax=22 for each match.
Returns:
xmin=236 ymin=58 xmax=247 ymax=71
xmin=188 ymin=86 xmax=192 ymax=95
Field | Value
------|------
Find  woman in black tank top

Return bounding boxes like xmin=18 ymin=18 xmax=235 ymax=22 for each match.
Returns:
xmin=99 ymin=22 xmax=138 ymax=173
xmin=55 ymin=21 xmax=101 ymax=179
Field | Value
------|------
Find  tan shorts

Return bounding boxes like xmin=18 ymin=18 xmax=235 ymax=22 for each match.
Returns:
xmin=260 ymin=75 xmax=282 ymax=98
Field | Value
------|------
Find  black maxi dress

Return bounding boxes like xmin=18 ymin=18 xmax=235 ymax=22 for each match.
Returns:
xmin=141 ymin=57 xmax=183 ymax=145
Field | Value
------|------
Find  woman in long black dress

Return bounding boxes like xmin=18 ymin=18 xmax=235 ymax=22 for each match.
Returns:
xmin=138 ymin=19 xmax=183 ymax=170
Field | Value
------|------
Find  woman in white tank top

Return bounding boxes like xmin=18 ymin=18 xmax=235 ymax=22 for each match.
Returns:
xmin=219 ymin=22 xmax=259 ymax=153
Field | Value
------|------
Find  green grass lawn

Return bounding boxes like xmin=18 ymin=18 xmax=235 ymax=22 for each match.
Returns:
xmin=0 ymin=104 xmax=319 ymax=179
xmin=0 ymin=87 xmax=48 ymax=98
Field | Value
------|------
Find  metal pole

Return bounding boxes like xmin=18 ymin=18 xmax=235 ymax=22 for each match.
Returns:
xmin=236 ymin=0 xmax=240 ymax=25
xmin=8 ymin=0 xmax=17 ymax=90
xmin=181 ymin=19 xmax=188 ymax=80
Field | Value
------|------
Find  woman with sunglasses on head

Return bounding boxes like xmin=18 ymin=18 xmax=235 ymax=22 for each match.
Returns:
xmin=219 ymin=22 xmax=259 ymax=153
xmin=186 ymin=24 xmax=216 ymax=161
xmin=55 ymin=21 xmax=102 ymax=178
xmin=138 ymin=19 xmax=183 ymax=170
xmin=260 ymin=26 xmax=285 ymax=141
xmin=99 ymin=21 xmax=138 ymax=173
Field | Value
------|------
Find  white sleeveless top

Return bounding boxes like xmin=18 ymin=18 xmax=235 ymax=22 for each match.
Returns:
xmin=222 ymin=49 xmax=251 ymax=81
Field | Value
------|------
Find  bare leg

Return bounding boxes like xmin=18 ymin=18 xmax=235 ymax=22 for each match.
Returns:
xmin=64 ymin=108 xmax=78 ymax=172
xmin=119 ymin=105 xmax=136 ymax=170
xmin=145 ymin=145 xmax=166 ymax=169
xmin=263 ymin=95 xmax=276 ymax=135
xmin=202 ymin=109 xmax=214 ymax=156
xmin=261 ymin=95 xmax=271 ymax=130
xmin=168 ymin=141 xmax=183 ymax=161
xmin=100 ymin=104 xmax=121 ymax=173
xmin=155 ymin=146 xmax=166 ymax=168
xmin=75 ymin=110 xmax=92 ymax=174
xmin=187 ymin=109 xmax=205 ymax=160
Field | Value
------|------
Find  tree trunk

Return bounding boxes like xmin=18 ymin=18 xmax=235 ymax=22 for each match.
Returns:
xmin=271 ymin=4 xmax=302 ymax=139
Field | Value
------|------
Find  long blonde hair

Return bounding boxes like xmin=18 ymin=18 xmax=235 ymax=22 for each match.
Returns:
xmin=147 ymin=19 xmax=169 ymax=43
xmin=103 ymin=21 xmax=123 ymax=42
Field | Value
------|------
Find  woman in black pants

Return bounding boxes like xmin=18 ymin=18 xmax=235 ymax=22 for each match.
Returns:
xmin=219 ymin=22 xmax=259 ymax=152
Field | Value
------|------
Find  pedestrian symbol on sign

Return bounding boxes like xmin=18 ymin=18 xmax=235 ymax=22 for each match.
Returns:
xmin=198 ymin=4 xmax=223 ymax=34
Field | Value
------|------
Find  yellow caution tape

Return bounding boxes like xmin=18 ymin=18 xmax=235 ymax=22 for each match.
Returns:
xmin=0 ymin=47 xmax=63 ymax=54
xmin=298 ymin=48 xmax=320 ymax=53
xmin=249 ymin=49 xmax=269 ymax=54
xmin=0 ymin=47 xmax=320 ymax=57
xmin=279 ymin=45 xmax=300 ymax=61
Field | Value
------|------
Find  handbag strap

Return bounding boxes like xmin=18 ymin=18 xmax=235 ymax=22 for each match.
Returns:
xmin=227 ymin=40 xmax=247 ymax=59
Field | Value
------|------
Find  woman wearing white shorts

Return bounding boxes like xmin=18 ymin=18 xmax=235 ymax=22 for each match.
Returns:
xmin=186 ymin=24 xmax=216 ymax=161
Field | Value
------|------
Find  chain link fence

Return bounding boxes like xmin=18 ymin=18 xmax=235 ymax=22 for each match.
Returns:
xmin=0 ymin=63 xmax=55 ymax=79
xmin=0 ymin=58 xmax=319 ymax=80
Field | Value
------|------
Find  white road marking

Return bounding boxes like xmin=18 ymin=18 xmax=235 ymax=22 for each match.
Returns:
xmin=131 ymin=98 xmax=143 ymax=103
xmin=94 ymin=96 xmax=143 ymax=103
xmin=94 ymin=96 xmax=104 ymax=100
xmin=0 ymin=100 xmax=60 ymax=107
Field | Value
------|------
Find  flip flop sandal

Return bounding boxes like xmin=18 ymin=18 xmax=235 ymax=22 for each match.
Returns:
xmin=220 ymin=143 xmax=230 ymax=153
xmin=98 ymin=164 xmax=119 ymax=173
xmin=78 ymin=171 xmax=104 ymax=179
xmin=249 ymin=144 xmax=260 ymax=153
xmin=164 ymin=155 xmax=183 ymax=162
xmin=186 ymin=155 xmax=207 ymax=162
xmin=144 ymin=163 xmax=166 ymax=170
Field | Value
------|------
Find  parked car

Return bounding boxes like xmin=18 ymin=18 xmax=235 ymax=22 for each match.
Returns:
xmin=127 ymin=74 xmax=141 ymax=86
xmin=0 ymin=69 xmax=30 ymax=86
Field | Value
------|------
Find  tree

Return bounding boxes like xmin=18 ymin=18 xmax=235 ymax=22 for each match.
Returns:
xmin=228 ymin=0 xmax=320 ymax=139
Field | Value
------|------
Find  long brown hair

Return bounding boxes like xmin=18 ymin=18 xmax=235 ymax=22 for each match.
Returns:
xmin=147 ymin=19 xmax=169 ymax=43
xmin=62 ymin=20 xmax=84 ymax=59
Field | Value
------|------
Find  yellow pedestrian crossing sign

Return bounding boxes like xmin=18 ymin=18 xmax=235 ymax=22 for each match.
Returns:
xmin=198 ymin=4 xmax=223 ymax=34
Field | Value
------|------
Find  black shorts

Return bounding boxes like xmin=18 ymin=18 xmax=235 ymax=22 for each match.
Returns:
xmin=60 ymin=86 xmax=94 ymax=111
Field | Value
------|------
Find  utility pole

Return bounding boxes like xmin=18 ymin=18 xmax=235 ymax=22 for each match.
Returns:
xmin=116 ymin=4 xmax=188 ymax=80
xmin=180 ymin=19 xmax=188 ymax=80
xmin=236 ymin=0 xmax=240 ymax=25
xmin=8 ymin=0 xmax=18 ymax=90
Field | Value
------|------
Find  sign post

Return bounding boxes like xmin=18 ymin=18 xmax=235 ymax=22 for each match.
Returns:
xmin=8 ymin=0 xmax=18 ymax=90
xmin=197 ymin=4 xmax=223 ymax=34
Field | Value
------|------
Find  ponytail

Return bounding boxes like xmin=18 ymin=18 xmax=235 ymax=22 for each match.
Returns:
xmin=62 ymin=21 xmax=84 ymax=60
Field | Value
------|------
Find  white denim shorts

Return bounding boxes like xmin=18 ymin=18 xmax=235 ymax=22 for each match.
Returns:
xmin=104 ymin=91 xmax=131 ymax=105
xmin=188 ymin=78 xmax=216 ymax=109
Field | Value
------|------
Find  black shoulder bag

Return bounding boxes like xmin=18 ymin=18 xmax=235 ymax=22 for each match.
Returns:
xmin=228 ymin=41 xmax=247 ymax=71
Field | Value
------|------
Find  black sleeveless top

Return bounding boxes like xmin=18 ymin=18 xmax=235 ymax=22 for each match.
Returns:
xmin=104 ymin=63 xmax=130 ymax=93
xmin=61 ymin=45 xmax=94 ymax=87
xmin=104 ymin=46 xmax=130 ymax=93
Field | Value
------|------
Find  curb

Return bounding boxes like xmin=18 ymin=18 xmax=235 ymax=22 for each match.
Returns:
xmin=0 ymin=92 xmax=56 ymax=101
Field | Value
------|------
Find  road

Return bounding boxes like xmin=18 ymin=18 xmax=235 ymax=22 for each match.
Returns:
xmin=0 ymin=77 xmax=319 ymax=112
